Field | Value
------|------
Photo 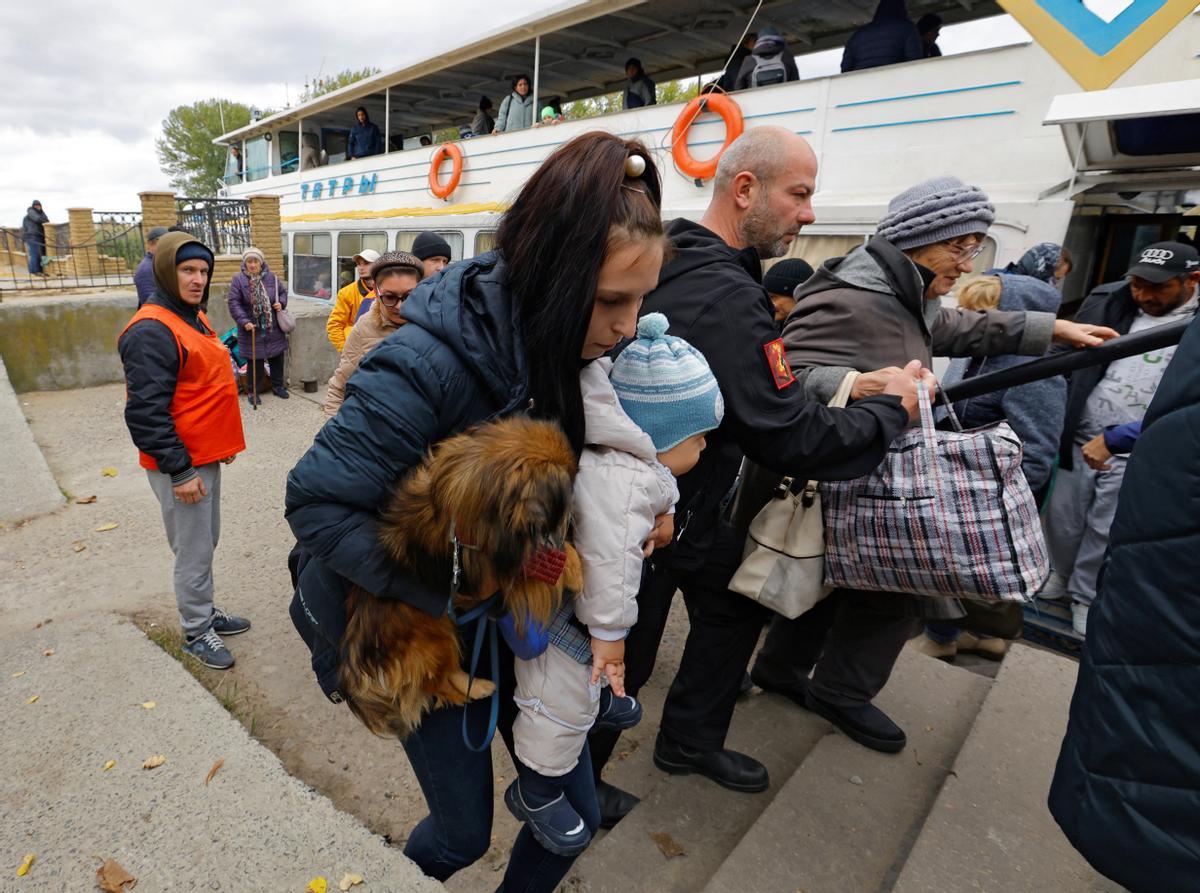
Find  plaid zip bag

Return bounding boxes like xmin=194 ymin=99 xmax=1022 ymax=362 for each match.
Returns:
xmin=821 ymin=382 xmax=1049 ymax=601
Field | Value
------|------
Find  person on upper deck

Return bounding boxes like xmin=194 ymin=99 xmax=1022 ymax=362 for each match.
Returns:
xmin=734 ymin=25 xmax=798 ymax=90
xmin=623 ymin=58 xmax=657 ymax=109
xmin=841 ymin=0 xmax=924 ymax=73
xmin=917 ymin=13 xmax=943 ymax=58
xmin=472 ymin=96 xmax=495 ymax=135
xmin=715 ymin=33 xmax=756 ymax=93
xmin=347 ymin=107 xmax=383 ymax=160
xmin=496 ymin=75 xmax=534 ymax=132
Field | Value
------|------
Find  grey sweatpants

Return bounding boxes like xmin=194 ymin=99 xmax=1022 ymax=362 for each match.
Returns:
xmin=1044 ymin=445 xmax=1127 ymax=607
xmin=146 ymin=462 xmax=221 ymax=637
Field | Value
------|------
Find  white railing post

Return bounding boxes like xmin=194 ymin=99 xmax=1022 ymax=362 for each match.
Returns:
xmin=532 ymin=35 xmax=541 ymax=118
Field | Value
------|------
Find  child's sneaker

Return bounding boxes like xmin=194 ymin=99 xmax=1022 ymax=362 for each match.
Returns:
xmin=594 ymin=686 xmax=642 ymax=731
xmin=504 ymin=780 xmax=592 ymax=856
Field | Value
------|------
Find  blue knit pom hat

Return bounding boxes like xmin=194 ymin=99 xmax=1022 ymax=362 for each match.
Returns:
xmin=610 ymin=312 xmax=724 ymax=452
xmin=875 ymin=176 xmax=995 ymax=251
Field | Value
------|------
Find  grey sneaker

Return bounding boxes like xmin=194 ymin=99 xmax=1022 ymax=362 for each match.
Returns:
xmin=212 ymin=606 xmax=251 ymax=636
xmin=183 ymin=628 xmax=234 ymax=669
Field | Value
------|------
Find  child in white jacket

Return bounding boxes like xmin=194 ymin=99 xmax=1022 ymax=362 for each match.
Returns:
xmin=506 ymin=312 xmax=724 ymax=855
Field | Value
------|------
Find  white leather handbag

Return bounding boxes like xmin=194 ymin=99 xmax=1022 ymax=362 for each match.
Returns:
xmin=729 ymin=371 xmax=858 ymax=618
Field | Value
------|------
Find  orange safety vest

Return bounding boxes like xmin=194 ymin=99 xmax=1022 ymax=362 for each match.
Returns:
xmin=121 ymin=304 xmax=245 ymax=471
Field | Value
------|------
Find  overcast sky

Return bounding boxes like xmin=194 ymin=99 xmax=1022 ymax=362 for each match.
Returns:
xmin=0 ymin=2 xmax=1028 ymax=224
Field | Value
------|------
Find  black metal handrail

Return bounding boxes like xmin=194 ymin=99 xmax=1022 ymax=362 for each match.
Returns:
xmin=176 ymin=197 xmax=251 ymax=255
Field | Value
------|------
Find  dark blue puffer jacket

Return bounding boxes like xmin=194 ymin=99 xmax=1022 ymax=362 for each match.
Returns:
xmin=1049 ymin=313 xmax=1200 ymax=893
xmin=840 ymin=0 xmax=923 ymax=72
xmin=942 ymin=273 xmax=1066 ymax=491
xmin=284 ymin=251 xmax=527 ymax=698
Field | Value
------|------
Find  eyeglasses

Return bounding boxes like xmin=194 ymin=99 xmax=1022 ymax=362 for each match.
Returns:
xmin=376 ymin=291 xmax=408 ymax=307
xmin=942 ymin=239 xmax=986 ymax=263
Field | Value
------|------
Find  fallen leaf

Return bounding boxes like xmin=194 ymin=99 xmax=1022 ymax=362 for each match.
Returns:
xmin=925 ymin=725 xmax=934 ymax=732
xmin=306 ymin=878 xmax=328 ymax=893
xmin=141 ymin=701 xmax=156 ymax=710
xmin=96 ymin=857 xmax=137 ymax=891
xmin=102 ymin=759 xmax=116 ymax=771
xmin=75 ymin=495 xmax=98 ymax=504
xmin=204 ymin=758 xmax=225 ymax=786
xmin=95 ymin=522 xmax=119 ymax=532
xmin=72 ymin=541 xmax=87 ymax=552
xmin=43 ymin=649 xmax=54 ymax=657
xmin=100 ymin=467 xmax=119 ymax=477
xmin=338 ymin=873 xmax=364 ymax=891
xmin=142 ymin=754 xmax=166 ymax=769
xmin=11 ymin=671 xmax=24 ymax=678
xmin=649 ymin=830 xmax=685 ymax=859
xmin=26 ymin=694 xmax=39 ymax=704
xmin=16 ymin=853 xmax=35 ymax=876
xmin=849 ymin=775 xmax=864 ymax=786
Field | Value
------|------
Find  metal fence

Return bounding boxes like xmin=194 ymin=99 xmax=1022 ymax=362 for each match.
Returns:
xmin=175 ymin=197 xmax=251 ymax=256
xmin=0 ymin=212 xmax=142 ymax=294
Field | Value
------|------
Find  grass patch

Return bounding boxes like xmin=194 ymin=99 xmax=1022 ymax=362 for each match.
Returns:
xmin=141 ymin=622 xmax=258 ymax=734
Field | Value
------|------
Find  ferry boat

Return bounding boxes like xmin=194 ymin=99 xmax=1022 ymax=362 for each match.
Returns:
xmin=215 ymin=0 xmax=1200 ymax=312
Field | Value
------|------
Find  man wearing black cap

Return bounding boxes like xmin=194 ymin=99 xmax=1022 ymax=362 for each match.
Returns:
xmin=1045 ymin=240 xmax=1200 ymax=635
xmin=410 ymin=231 xmax=452 ymax=279
xmin=134 ymin=226 xmax=170 ymax=306
xmin=762 ymin=257 xmax=814 ymax=326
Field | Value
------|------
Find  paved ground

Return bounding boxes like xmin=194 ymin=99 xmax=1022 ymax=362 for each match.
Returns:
xmin=0 ymin=382 xmax=690 ymax=893
xmin=1 ymin=613 xmax=441 ymax=892
xmin=0 ymin=359 xmax=62 ymax=523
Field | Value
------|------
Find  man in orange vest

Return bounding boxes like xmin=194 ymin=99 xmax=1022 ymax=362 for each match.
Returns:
xmin=118 ymin=232 xmax=249 ymax=670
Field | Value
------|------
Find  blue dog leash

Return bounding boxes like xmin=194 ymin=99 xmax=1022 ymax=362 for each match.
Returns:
xmin=447 ymin=533 xmax=501 ymax=753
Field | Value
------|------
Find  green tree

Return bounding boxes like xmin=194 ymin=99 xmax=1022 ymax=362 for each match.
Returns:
xmin=155 ymin=99 xmax=252 ymax=195
xmin=562 ymin=77 xmax=700 ymax=122
xmin=300 ymin=67 xmax=381 ymax=103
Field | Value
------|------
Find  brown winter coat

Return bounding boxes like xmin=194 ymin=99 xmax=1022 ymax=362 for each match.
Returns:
xmin=323 ymin=299 xmax=404 ymax=419
xmin=779 ymin=236 xmax=1054 ymax=619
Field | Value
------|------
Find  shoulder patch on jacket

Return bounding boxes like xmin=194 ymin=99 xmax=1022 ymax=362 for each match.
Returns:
xmin=763 ymin=338 xmax=796 ymax=390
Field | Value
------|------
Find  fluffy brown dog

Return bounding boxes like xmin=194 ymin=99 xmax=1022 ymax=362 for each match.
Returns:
xmin=340 ymin=416 xmax=583 ymax=738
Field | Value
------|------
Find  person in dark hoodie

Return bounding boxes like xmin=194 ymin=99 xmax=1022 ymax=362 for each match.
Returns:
xmin=587 ymin=125 xmax=928 ymax=825
xmin=623 ymin=58 xmax=657 ymax=109
xmin=286 ymin=132 xmax=672 ymax=891
xmin=22 ymin=200 xmax=50 ymax=275
xmin=1049 ymin=312 xmax=1200 ymax=893
xmin=734 ymin=25 xmax=799 ymax=90
xmin=347 ymin=106 xmax=383 ymax=160
xmin=750 ymin=176 xmax=1116 ymax=755
xmin=841 ymin=0 xmax=924 ymax=73
xmin=715 ymin=33 xmax=757 ymax=93
xmin=117 ymin=232 xmax=249 ymax=671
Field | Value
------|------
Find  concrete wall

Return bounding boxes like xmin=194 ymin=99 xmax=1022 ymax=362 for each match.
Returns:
xmin=0 ymin=290 xmax=339 ymax=393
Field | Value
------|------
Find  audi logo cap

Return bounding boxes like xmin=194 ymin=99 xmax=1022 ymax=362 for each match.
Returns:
xmin=1126 ymin=241 xmax=1200 ymax=283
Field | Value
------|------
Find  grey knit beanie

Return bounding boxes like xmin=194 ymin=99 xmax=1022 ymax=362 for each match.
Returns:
xmin=875 ymin=176 xmax=995 ymax=251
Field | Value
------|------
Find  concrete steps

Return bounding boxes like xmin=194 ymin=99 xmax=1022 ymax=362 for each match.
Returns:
xmin=703 ymin=649 xmax=990 ymax=893
xmin=569 ymin=643 xmax=1119 ymax=893
xmin=890 ymin=644 xmax=1124 ymax=893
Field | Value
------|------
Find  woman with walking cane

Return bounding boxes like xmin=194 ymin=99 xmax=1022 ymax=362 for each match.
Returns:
xmin=228 ymin=246 xmax=290 ymax=406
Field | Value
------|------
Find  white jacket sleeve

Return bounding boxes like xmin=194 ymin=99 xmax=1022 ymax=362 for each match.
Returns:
xmin=572 ymin=452 xmax=677 ymax=638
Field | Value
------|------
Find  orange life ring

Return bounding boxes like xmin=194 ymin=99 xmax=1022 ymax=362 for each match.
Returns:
xmin=671 ymin=94 xmax=744 ymax=181
xmin=428 ymin=143 xmax=464 ymax=199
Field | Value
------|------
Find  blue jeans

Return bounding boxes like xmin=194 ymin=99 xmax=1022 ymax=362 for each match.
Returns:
xmin=25 ymin=240 xmax=44 ymax=274
xmin=401 ymin=637 xmax=600 ymax=892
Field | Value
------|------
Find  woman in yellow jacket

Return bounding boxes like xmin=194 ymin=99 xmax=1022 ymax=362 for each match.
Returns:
xmin=326 ymin=248 xmax=380 ymax=351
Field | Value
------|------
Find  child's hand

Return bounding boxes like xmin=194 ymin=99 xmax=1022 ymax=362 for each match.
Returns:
xmin=643 ymin=513 xmax=674 ymax=557
xmin=591 ymin=637 xmax=625 ymax=695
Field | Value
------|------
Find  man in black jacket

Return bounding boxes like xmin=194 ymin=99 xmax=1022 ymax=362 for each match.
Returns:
xmin=589 ymin=125 xmax=928 ymax=824
xmin=1043 ymin=241 xmax=1199 ymax=634
xmin=22 ymin=200 xmax=49 ymax=276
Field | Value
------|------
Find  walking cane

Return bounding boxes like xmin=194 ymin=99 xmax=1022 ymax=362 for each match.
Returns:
xmin=250 ymin=323 xmax=258 ymax=411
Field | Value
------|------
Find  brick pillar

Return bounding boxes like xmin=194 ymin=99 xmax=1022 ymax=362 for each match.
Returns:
xmin=66 ymin=207 xmax=99 ymax=278
xmin=248 ymin=194 xmax=283 ymax=277
xmin=139 ymin=190 xmax=177 ymax=233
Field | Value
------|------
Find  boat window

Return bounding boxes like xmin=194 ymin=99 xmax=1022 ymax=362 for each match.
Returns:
xmin=474 ymin=231 xmax=498 ymax=256
xmin=245 ymin=135 xmax=270 ymax=183
xmin=278 ymin=131 xmax=300 ymax=175
xmin=396 ymin=230 xmax=464 ymax=260
xmin=337 ymin=232 xmax=388 ymax=289
xmin=782 ymin=234 xmax=866 ymax=270
xmin=294 ymin=232 xmax=333 ymax=299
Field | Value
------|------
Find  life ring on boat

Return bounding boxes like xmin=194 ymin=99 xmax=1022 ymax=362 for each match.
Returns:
xmin=671 ymin=94 xmax=744 ymax=181
xmin=428 ymin=143 xmax=464 ymax=199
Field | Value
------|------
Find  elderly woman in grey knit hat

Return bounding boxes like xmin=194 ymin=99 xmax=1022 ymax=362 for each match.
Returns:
xmin=747 ymin=176 xmax=1117 ymax=757
xmin=228 ymin=246 xmax=290 ymax=403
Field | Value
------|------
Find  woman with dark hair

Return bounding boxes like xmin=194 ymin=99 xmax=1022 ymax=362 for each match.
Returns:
xmin=496 ymin=74 xmax=534 ymax=132
xmin=286 ymin=131 xmax=667 ymax=890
